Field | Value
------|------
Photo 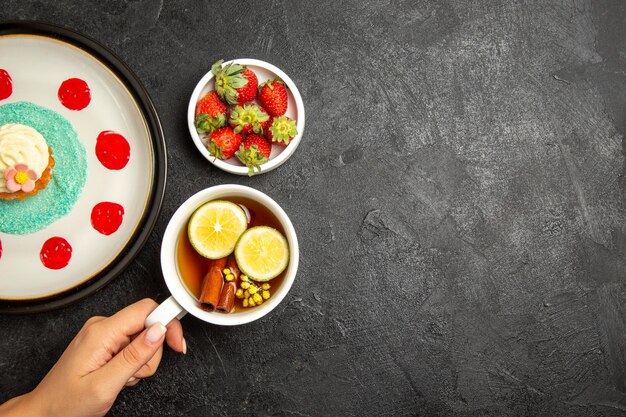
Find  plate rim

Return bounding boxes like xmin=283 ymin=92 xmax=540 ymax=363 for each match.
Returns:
xmin=0 ymin=20 xmax=167 ymax=314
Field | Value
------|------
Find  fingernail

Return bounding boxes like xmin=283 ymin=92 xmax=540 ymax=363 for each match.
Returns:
xmin=127 ymin=377 xmax=136 ymax=384
xmin=182 ymin=337 xmax=187 ymax=355
xmin=144 ymin=323 xmax=166 ymax=345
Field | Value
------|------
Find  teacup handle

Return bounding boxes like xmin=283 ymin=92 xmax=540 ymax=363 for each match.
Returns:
xmin=145 ymin=296 xmax=188 ymax=327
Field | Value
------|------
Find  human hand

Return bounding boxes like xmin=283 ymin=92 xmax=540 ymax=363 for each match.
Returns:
xmin=0 ymin=298 xmax=185 ymax=417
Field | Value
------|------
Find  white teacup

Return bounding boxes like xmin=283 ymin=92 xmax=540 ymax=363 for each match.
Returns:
xmin=145 ymin=185 xmax=299 ymax=326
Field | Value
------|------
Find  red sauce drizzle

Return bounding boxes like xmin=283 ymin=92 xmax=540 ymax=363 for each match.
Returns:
xmin=91 ymin=202 xmax=125 ymax=235
xmin=40 ymin=237 xmax=72 ymax=270
xmin=0 ymin=69 xmax=12 ymax=100
xmin=95 ymin=131 xmax=131 ymax=170
xmin=58 ymin=78 xmax=91 ymax=110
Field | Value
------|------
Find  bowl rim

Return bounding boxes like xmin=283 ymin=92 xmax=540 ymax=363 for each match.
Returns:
xmin=187 ymin=58 xmax=305 ymax=176
xmin=160 ymin=184 xmax=299 ymax=326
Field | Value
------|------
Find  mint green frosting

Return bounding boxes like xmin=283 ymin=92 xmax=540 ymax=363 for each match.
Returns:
xmin=0 ymin=101 xmax=87 ymax=235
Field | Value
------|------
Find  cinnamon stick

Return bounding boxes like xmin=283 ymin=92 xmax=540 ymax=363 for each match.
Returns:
xmin=199 ymin=257 xmax=227 ymax=312
xmin=216 ymin=284 xmax=236 ymax=313
xmin=217 ymin=256 xmax=241 ymax=313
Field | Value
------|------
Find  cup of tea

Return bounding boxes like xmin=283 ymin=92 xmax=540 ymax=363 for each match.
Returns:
xmin=145 ymin=184 xmax=299 ymax=326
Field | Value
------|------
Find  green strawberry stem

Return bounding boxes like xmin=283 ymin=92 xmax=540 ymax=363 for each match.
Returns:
xmin=229 ymin=104 xmax=270 ymax=134
xmin=235 ymin=144 xmax=269 ymax=176
xmin=212 ymin=60 xmax=248 ymax=105
xmin=269 ymin=116 xmax=297 ymax=145
xmin=195 ymin=113 xmax=226 ymax=134
xmin=258 ymin=77 xmax=286 ymax=92
xmin=207 ymin=140 xmax=225 ymax=160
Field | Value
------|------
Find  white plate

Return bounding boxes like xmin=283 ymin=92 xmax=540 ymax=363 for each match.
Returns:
xmin=0 ymin=22 xmax=166 ymax=311
xmin=187 ymin=58 xmax=305 ymax=175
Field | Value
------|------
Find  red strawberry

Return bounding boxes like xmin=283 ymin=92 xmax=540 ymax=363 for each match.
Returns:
xmin=212 ymin=60 xmax=258 ymax=105
xmin=243 ymin=134 xmax=272 ymax=158
xmin=258 ymin=79 xmax=288 ymax=117
xmin=194 ymin=90 xmax=228 ymax=134
xmin=207 ymin=127 xmax=243 ymax=160
xmin=235 ymin=134 xmax=271 ymax=176
xmin=266 ymin=116 xmax=297 ymax=146
xmin=228 ymin=103 xmax=270 ymax=134
xmin=195 ymin=90 xmax=227 ymax=116
xmin=237 ymin=69 xmax=258 ymax=103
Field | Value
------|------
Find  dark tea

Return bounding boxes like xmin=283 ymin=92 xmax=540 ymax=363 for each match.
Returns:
xmin=176 ymin=197 xmax=288 ymax=312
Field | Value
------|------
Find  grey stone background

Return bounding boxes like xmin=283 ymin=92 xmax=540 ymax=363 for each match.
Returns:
xmin=1 ymin=0 xmax=626 ymax=416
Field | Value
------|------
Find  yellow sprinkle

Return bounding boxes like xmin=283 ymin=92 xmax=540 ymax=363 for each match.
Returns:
xmin=262 ymin=290 xmax=270 ymax=300
xmin=225 ymin=274 xmax=234 ymax=282
xmin=253 ymin=293 xmax=263 ymax=304
xmin=244 ymin=290 xmax=250 ymax=298
xmin=243 ymin=299 xmax=249 ymax=307
xmin=241 ymin=275 xmax=249 ymax=282
xmin=248 ymin=286 xmax=257 ymax=295
xmin=236 ymin=289 xmax=244 ymax=298
xmin=222 ymin=268 xmax=231 ymax=275
xmin=241 ymin=282 xmax=250 ymax=289
xmin=261 ymin=283 xmax=270 ymax=290
xmin=249 ymin=297 xmax=256 ymax=307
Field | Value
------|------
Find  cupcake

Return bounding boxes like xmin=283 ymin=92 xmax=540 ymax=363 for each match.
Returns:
xmin=0 ymin=123 xmax=55 ymax=201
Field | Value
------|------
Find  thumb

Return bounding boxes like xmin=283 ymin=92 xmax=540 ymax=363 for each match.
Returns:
xmin=95 ymin=322 xmax=167 ymax=391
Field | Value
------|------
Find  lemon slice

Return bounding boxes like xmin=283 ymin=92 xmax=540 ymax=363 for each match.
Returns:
xmin=234 ymin=226 xmax=289 ymax=281
xmin=188 ymin=200 xmax=248 ymax=259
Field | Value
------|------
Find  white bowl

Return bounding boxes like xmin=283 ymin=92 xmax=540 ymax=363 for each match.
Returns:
xmin=145 ymin=185 xmax=299 ymax=326
xmin=187 ymin=59 xmax=305 ymax=175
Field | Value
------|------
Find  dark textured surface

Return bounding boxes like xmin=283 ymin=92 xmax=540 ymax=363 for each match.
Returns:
xmin=2 ymin=1 xmax=626 ymax=416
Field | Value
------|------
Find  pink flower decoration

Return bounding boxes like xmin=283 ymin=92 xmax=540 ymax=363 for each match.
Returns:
xmin=4 ymin=163 xmax=38 ymax=193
